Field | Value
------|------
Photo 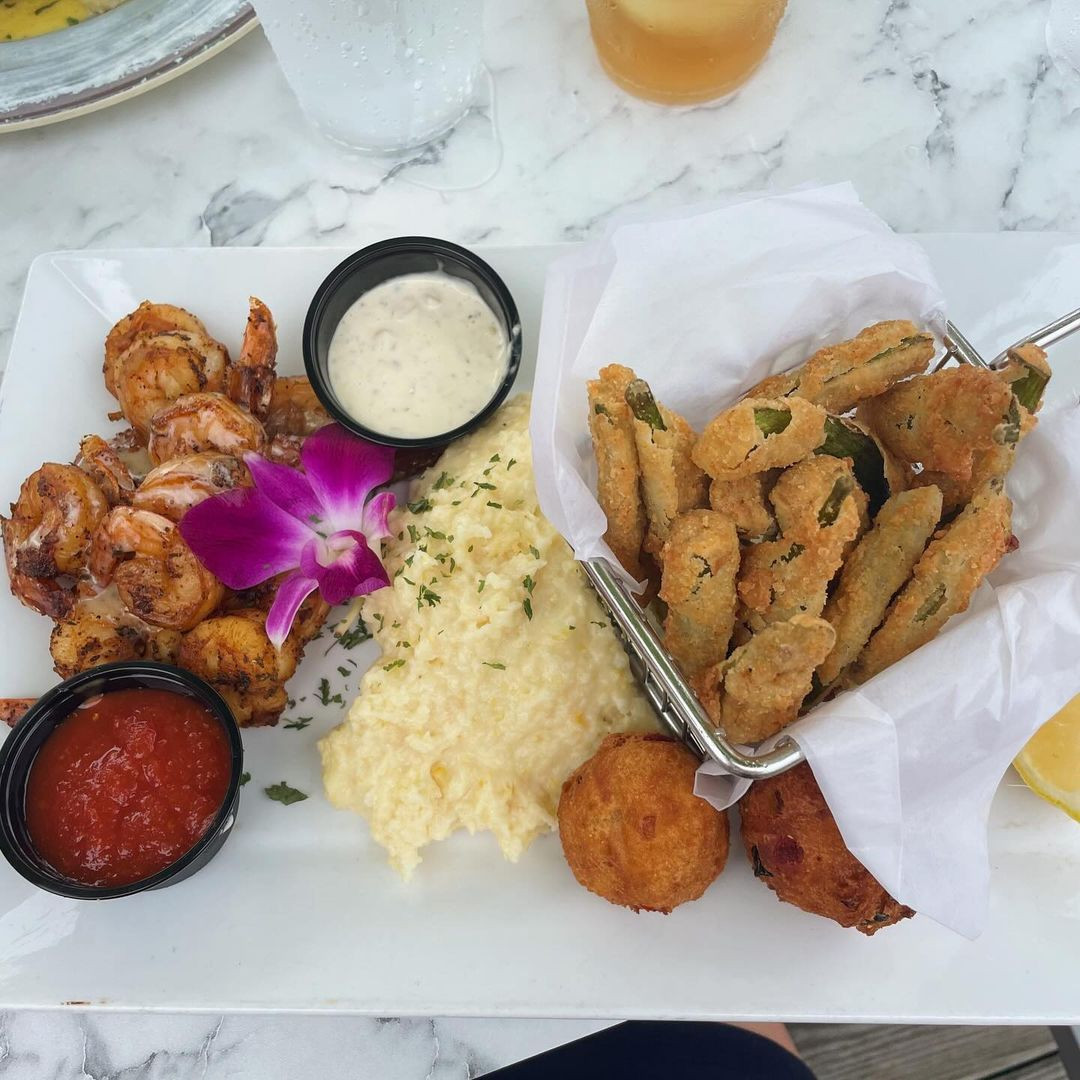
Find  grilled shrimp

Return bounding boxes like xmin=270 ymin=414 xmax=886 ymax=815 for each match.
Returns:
xmin=178 ymin=607 xmax=306 ymax=726
xmin=147 ymin=392 xmax=267 ymax=466
xmin=133 ymin=453 xmax=250 ymax=522
xmin=89 ymin=507 xmax=223 ymax=630
xmin=75 ymin=435 xmax=135 ymax=506
xmin=1 ymin=464 xmax=109 ymax=616
xmin=265 ymin=375 xmax=330 ymax=437
xmin=114 ymin=330 xmax=229 ymax=441
xmin=104 ymin=302 xmax=222 ymax=399
xmin=50 ymin=588 xmax=182 ymax=679
xmin=227 ymin=297 xmax=278 ymax=420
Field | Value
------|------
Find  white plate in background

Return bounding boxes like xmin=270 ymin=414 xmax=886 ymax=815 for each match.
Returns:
xmin=0 ymin=239 xmax=1077 ymax=1021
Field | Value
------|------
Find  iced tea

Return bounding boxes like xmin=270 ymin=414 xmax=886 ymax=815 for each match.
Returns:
xmin=585 ymin=0 xmax=787 ymax=105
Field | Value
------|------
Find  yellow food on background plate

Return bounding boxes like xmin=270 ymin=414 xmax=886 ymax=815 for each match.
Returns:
xmin=1014 ymin=695 xmax=1080 ymax=823
xmin=0 ymin=0 xmax=124 ymax=42
xmin=320 ymin=395 xmax=657 ymax=878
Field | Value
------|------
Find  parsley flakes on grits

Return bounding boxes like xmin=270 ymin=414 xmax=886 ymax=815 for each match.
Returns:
xmin=319 ymin=395 xmax=656 ymax=878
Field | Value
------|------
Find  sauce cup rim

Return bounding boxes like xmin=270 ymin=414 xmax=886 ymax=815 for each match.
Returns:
xmin=0 ymin=661 xmax=244 ymax=901
xmin=303 ymin=236 xmax=523 ymax=449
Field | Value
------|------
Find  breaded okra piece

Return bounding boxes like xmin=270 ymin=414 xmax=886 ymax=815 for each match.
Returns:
xmin=708 ymin=472 xmax=778 ymax=541
xmin=694 ymin=614 xmax=836 ymax=745
xmin=817 ymin=486 xmax=943 ymax=687
xmin=625 ymin=378 xmax=708 ymax=556
xmin=587 ymin=364 xmax=647 ymax=579
xmin=659 ymin=510 xmax=740 ymax=679
xmin=995 ymin=343 xmax=1051 ymax=414
xmin=857 ymin=366 xmax=1015 ymax=483
xmin=746 ymin=321 xmax=935 ymax=413
xmin=847 ymin=483 xmax=1012 ymax=685
xmin=737 ymin=458 xmax=862 ymax=629
xmin=692 ymin=397 xmax=827 ymax=481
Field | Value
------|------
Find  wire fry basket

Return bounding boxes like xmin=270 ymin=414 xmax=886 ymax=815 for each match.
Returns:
xmin=583 ymin=307 xmax=1080 ymax=779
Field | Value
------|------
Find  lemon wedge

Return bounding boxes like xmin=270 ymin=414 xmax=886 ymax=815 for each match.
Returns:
xmin=1014 ymin=694 xmax=1080 ymax=822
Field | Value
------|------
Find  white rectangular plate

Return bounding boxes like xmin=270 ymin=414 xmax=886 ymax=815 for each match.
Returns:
xmin=0 ymin=239 xmax=1079 ymax=1023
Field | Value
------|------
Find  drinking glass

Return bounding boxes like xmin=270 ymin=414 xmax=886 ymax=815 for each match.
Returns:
xmin=584 ymin=0 xmax=788 ymax=105
xmin=252 ymin=0 xmax=484 ymax=154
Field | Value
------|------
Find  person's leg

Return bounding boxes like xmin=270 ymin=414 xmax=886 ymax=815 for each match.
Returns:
xmin=485 ymin=1020 xmax=815 ymax=1078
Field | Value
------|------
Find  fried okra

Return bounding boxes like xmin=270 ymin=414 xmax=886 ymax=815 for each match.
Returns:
xmin=737 ymin=458 xmax=863 ymax=629
xmin=817 ymin=486 xmax=943 ymax=687
xmin=996 ymin=343 xmax=1051 ymax=414
xmin=660 ymin=510 xmax=739 ymax=679
xmin=587 ymin=364 xmax=648 ymax=579
xmin=695 ymin=614 xmax=835 ymax=745
xmin=740 ymin=763 xmax=915 ymax=935
xmin=746 ymin=321 xmax=935 ymax=414
xmin=858 ymin=366 xmax=1016 ymax=483
xmin=708 ymin=472 xmax=777 ymax=540
xmin=625 ymin=378 xmax=708 ymax=555
xmin=692 ymin=397 xmax=827 ymax=481
xmin=848 ymin=483 xmax=1012 ymax=685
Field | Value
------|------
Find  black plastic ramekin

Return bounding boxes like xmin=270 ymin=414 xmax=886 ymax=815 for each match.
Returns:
xmin=0 ymin=662 xmax=244 ymax=900
xmin=303 ymin=237 xmax=523 ymax=449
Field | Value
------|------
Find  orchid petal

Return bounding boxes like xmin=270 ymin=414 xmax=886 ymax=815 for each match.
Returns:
xmin=300 ymin=530 xmax=390 ymax=606
xmin=361 ymin=491 xmax=397 ymax=543
xmin=301 ymin=425 xmax=395 ymax=534
xmin=243 ymin=452 xmax=324 ymax=527
xmin=265 ymin=570 xmax=318 ymax=648
xmin=179 ymin=487 xmax=312 ymax=588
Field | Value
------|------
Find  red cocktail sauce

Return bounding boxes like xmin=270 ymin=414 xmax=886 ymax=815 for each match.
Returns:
xmin=25 ymin=688 xmax=232 ymax=888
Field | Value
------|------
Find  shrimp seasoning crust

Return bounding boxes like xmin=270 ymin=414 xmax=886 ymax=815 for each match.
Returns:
xmin=320 ymin=396 xmax=657 ymax=879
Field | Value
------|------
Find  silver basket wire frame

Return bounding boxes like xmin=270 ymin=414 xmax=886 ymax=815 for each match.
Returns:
xmin=584 ymin=306 xmax=1080 ymax=779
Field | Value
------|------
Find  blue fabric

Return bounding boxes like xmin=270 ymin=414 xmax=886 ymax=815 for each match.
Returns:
xmin=486 ymin=1021 xmax=816 ymax=1078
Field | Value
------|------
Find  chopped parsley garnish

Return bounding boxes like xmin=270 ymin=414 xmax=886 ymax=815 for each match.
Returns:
xmin=334 ymin=619 xmax=371 ymax=649
xmin=489 ymin=454 xmax=501 ymax=462
xmin=418 ymin=584 xmax=441 ymax=609
xmin=265 ymin=781 xmax=308 ymax=805
xmin=506 ymin=458 xmax=518 ymax=470
xmin=478 ymin=578 xmax=486 ymax=593
xmin=424 ymin=527 xmax=448 ymax=540
xmin=316 ymin=678 xmax=343 ymax=706
xmin=407 ymin=524 xmax=420 ymax=543
xmin=523 ymin=598 xmax=533 ymax=620
xmin=523 ymin=574 xmax=536 ymax=594
xmin=487 ymin=501 xmax=503 ymax=509
xmin=407 ymin=497 xmax=433 ymax=514
xmin=432 ymin=471 xmax=455 ymax=490
xmin=482 ymin=661 xmax=506 ymax=670
xmin=472 ymin=481 xmax=497 ymax=496
xmin=529 ymin=546 xmax=540 ymax=559
xmin=383 ymin=659 xmax=406 ymax=671
xmin=239 ymin=771 xmax=251 ymax=786
xmin=336 ymin=666 xmax=351 ymax=678
xmin=591 ymin=620 xmax=607 ymax=628
xmin=284 ymin=716 xmax=313 ymax=731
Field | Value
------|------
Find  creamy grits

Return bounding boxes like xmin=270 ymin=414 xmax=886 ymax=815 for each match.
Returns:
xmin=326 ymin=272 xmax=509 ymax=439
xmin=319 ymin=395 xmax=657 ymax=878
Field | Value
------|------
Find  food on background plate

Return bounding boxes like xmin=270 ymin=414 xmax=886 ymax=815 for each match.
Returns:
xmin=0 ymin=699 xmax=34 ymax=728
xmin=25 ymin=688 xmax=231 ymax=888
xmin=739 ymin=763 xmax=914 ymax=936
xmin=1 ymin=297 xmax=351 ymax=727
xmin=326 ymin=272 xmax=510 ymax=440
xmin=1014 ymin=694 xmax=1080 ymax=823
xmin=0 ymin=0 xmax=126 ymax=44
xmin=585 ymin=319 xmax=1050 ymax=929
xmin=558 ymin=733 xmax=729 ymax=913
xmin=320 ymin=396 xmax=656 ymax=878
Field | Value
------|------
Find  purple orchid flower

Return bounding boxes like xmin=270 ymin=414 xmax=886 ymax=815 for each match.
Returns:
xmin=180 ymin=424 xmax=395 ymax=648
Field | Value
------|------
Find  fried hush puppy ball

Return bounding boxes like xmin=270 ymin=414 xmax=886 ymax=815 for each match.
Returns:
xmin=558 ymin=733 xmax=729 ymax=913
xmin=740 ymin=763 xmax=914 ymax=935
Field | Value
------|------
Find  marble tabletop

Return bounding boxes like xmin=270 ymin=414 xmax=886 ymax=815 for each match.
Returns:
xmin=1 ymin=0 xmax=1077 ymax=1074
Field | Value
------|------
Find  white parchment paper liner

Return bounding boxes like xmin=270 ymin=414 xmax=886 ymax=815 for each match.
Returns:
xmin=530 ymin=183 xmax=1080 ymax=938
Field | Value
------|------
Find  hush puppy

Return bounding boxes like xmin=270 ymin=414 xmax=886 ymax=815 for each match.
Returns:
xmin=558 ymin=733 xmax=729 ymax=913
xmin=740 ymin=763 xmax=914 ymax=935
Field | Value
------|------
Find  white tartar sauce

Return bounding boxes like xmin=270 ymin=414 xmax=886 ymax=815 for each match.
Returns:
xmin=327 ymin=272 xmax=509 ymax=439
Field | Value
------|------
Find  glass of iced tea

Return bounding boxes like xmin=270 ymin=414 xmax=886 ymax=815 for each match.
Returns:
xmin=585 ymin=0 xmax=788 ymax=105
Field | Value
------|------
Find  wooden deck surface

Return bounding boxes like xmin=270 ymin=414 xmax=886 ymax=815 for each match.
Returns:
xmin=789 ymin=1025 xmax=1073 ymax=1080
